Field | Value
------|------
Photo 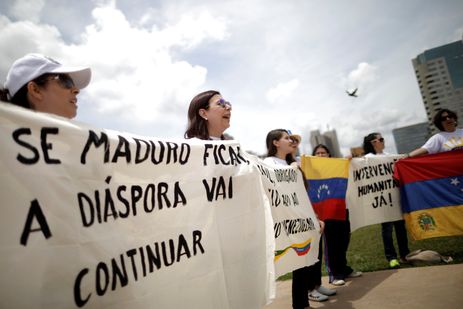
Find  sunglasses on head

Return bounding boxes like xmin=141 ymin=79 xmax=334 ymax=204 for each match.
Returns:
xmin=440 ymin=114 xmax=455 ymax=121
xmin=49 ymin=74 xmax=75 ymax=89
xmin=372 ymin=137 xmax=384 ymax=143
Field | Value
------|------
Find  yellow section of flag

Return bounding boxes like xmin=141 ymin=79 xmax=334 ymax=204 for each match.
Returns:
xmin=301 ymin=156 xmax=349 ymax=180
xmin=404 ymin=205 xmax=463 ymax=240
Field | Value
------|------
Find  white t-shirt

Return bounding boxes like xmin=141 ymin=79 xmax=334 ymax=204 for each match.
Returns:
xmin=422 ymin=128 xmax=463 ymax=154
xmin=263 ymin=156 xmax=288 ymax=166
xmin=364 ymin=151 xmax=390 ymax=157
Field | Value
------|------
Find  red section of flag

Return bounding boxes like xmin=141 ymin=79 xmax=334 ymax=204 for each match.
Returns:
xmin=394 ymin=149 xmax=463 ymax=184
xmin=312 ymin=199 xmax=347 ymax=221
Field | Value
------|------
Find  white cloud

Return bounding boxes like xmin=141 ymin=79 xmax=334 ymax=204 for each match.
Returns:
xmin=345 ymin=62 xmax=378 ymax=94
xmin=75 ymin=5 xmax=228 ymax=121
xmin=266 ymin=79 xmax=300 ymax=103
xmin=0 ymin=2 xmax=230 ymax=140
xmin=0 ymin=17 xmax=63 ymax=72
xmin=1 ymin=0 xmax=462 ymax=155
xmin=160 ymin=11 xmax=229 ymax=50
xmin=9 ymin=0 xmax=44 ymax=23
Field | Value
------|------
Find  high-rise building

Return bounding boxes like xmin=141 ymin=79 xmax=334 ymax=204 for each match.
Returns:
xmin=392 ymin=122 xmax=430 ymax=154
xmin=309 ymin=129 xmax=342 ymax=158
xmin=412 ymin=39 xmax=463 ymax=133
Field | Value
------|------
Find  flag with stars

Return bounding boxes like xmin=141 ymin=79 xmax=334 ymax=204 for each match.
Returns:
xmin=394 ymin=149 xmax=463 ymax=240
xmin=301 ymin=156 xmax=349 ymax=220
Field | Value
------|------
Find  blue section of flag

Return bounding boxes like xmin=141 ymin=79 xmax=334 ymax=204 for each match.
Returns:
xmin=307 ymin=178 xmax=347 ymax=203
xmin=401 ymin=176 xmax=463 ymax=213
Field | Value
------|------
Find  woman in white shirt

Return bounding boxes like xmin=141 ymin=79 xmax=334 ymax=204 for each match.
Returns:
xmin=263 ymin=129 xmax=296 ymax=166
xmin=408 ymin=109 xmax=463 ymax=157
xmin=265 ymin=129 xmax=310 ymax=308
xmin=264 ymin=129 xmax=330 ymax=308
xmin=363 ymin=133 xmax=410 ymax=269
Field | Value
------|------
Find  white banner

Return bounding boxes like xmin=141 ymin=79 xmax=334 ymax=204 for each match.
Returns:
xmin=249 ymin=158 xmax=320 ymax=277
xmin=0 ymin=102 xmax=319 ymax=308
xmin=347 ymin=156 xmax=404 ymax=231
xmin=0 ymin=103 xmax=275 ymax=309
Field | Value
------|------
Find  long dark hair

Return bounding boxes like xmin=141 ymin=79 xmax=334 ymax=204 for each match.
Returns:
xmin=265 ymin=129 xmax=295 ymax=165
xmin=363 ymin=132 xmax=380 ymax=155
xmin=0 ymin=73 xmax=52 ymax=109
xmin=433 ymin=108 xmax=458 ymax=131
xmin=312 ymin=144 xmax=332 ymax=157
xmin=184 ymin=90 xmax=220 ymax=140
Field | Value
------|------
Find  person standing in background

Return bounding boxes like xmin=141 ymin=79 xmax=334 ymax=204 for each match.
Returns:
xmin=408 ymin=109 xmax=463 ymax=157
xmin=363 ymin=133 xmax=410 ymax=268
xmin=295 ymin=142 xmax=337 ymax=301
xmin=312 ymin=144 xmax=362 ymax=286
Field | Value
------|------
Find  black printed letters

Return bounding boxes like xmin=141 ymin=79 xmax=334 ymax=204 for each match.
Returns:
xmin=13 ymin=127 xmax=61 ymax=164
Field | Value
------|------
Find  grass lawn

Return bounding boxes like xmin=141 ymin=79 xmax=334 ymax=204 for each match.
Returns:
xmin=277 ymin=223 xmax=463 ymax=281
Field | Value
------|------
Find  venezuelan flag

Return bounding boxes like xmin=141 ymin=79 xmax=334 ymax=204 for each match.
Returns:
xmin=301 ymin=156 xmax=349 ymax=220
xmin=394 ymin=149 xmax=463 ymax=240
xmin=274 ymin=238 xmax=312 ymax=262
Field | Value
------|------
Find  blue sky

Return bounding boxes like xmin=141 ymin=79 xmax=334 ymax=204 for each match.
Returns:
xmin=1 ymin=0 xmax=462 ymax=155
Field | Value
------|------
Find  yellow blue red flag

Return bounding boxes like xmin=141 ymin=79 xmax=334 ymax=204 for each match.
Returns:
xmin=301 ymin=156 xmax=349 ymax=220
xmin=394 ymin=149 xmax=463 ymax=240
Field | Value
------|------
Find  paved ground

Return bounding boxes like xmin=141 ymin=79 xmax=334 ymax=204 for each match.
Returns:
xmin=264 ymin=263 xmax=463 ymax=309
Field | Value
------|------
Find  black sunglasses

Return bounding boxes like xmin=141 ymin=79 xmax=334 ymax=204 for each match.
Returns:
xmin=372 ymin=137 xmax=384 ymax=143
xmin=440 ymin=114 xmax=455 ymax=121
xmin=49 ymin=74 xmax=76 ymax=89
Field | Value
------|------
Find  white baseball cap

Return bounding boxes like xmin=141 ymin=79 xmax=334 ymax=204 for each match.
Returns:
xmin=4 ymin=53 xmax=91 ymax=98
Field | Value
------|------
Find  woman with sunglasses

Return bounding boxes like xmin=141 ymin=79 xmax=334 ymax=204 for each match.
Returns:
xmin=264 ymin=129 xmax=326 ymax=309
xmin=1 ymin=53 xmax=91 ymax=119
xmin=363 ymin=133 xmax=410 ymax=269
xmin=184 ymin=90 xmax=232 ymax=140
xmin=408 ymin=109 xmax=463 ymax=157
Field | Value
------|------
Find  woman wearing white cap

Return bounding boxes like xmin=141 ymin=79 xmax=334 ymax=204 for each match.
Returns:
xmin=1 ymin=53 xmax=91 ymax=119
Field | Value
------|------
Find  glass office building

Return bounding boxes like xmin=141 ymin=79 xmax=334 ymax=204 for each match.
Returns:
xmin=393 ymin=122 xmax=430 ymax=154
xmin=412 ymin=39 xmax=463 ymax=133
xmin=309 ymin=129 xmax=342 ymax=158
